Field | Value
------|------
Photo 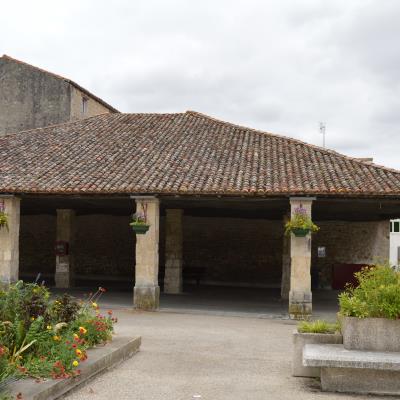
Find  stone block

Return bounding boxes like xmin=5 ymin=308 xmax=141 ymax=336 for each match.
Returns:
xmin=292 ymin=331 xmax=342 ymax=377
xmin=342 ymin=316 xmax=400 ymax=352
xmin=304 ymin=344 xmax=400 ymax=395
xmin=321 ymin=367 xmax=400 ymax=396
xmin=134 ymin=285 xmax=160 ymax=310
xmin=289 ymin=291 xmax=312 ymax=319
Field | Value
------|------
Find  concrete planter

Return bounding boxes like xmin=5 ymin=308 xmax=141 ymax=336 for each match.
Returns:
xmin=292 ymin=331 xmax=343 ymax=377
xmin=342 ymin=316 xmax=400 ymax=352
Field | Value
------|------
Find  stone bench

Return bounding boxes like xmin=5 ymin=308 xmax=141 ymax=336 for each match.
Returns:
xmin=303 ymin=344 xmax=400 ymax=396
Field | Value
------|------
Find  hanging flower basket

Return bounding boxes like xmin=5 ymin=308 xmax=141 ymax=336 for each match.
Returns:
xmin=291 ymin=227 xmax=311 ymax=237
xmin=130 ymin=223 xmax=150 ymax=234
xmin=129 ymin=202 xmax=150 ymax=235
xmin=0 ymin=201 xmax=8 ymax=231
xmin=285 ymin=205 xmax=319 ymax=237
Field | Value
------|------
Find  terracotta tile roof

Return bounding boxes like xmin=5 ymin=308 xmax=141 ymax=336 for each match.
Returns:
xmin=1 ymin=55 xmax=119 ymax=113
xmin=1 ymin=111 xmax=400 ymax=197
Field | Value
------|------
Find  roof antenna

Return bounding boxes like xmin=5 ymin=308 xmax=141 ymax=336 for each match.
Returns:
xmin=319 ymin=122 xmax=326 ymax=148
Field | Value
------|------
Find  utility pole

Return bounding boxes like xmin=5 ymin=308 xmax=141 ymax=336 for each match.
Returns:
xmin=319 ymin=122 xmax=326 ymax=148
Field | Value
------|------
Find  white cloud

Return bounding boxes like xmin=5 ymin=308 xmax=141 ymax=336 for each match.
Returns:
xmin=1 ymin=0 xmax=399 ymax=168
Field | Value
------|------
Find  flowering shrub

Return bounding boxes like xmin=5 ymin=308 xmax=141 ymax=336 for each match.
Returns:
xmin=0 ymin=283 xmax=116 ymax=388
xmin=339 ymin=264 xmax=400 ymax=319
xmin=284 ymin=206 xmax=319 ymax=236
xmin=130 ymin=212 xmax=149 ymax=227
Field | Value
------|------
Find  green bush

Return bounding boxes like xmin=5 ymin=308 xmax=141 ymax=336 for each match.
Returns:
xmin=297 ymin=320 xmax=339 ymax=334
xmin=339 ymin=264 xmax=400 ymax=319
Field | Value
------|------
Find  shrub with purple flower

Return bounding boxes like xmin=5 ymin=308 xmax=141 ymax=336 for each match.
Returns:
xmin=285 ymin=205 xmax=319 ymax=236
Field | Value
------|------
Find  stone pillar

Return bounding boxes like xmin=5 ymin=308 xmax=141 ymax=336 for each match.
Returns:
xmin=133 ymin=197 xmax=160 ymax=310
xmin=164 ymin=209 xmax=183 ymax=294
xmin=281 ymin=213 xmax=291 ymax=300
xmin=55 ymin=209 xmax=75 ymax=288
xmin=289 ymin=197 xmax=315 ymax=319
xmin=0 ymin=196 xmax=20 ymax=286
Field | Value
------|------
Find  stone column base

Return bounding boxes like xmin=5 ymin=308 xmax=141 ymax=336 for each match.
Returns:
xmin=134 ymin=285 xmax=160 ymax=310
xmin=289 ymin=290 xmax=312 ymax=319
xmin=55 ymin=272 xmax=72 ymax=288
xmin=0 ymin=280 xmax=16 ymax=290
xmin=164 ymin=268 xmax=182 ymax=294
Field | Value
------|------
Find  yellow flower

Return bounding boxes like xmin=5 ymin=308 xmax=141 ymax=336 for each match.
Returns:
xmin=47 ymin=325 xmax=52 ymax=331
xmin=76 ymin=349 xmax=82 ymax=357
xmin=91 ymin=302 xmax=98 ymax=309
xmin=79 ymin=326 xmax=87 ymax=335
xmin=72 ymin=360 xmax=79 ymax=367
xmin=30 ymin=317 xmax=35 ymax=321
xmin=53 ymin=335 xmax=61 ymax=341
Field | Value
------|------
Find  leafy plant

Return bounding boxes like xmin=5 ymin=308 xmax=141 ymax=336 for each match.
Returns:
xmin=285 ymin=206 xmax=319 ymax=236
xmin=339 ymin=264 xmax=400 ymax=319
xmin=129 ymin=212 xmax=148 ymax=226
xmin=50 ymin=294 xmax=80 ymax=324
xmin=298 ymin=320 xmax=339 ymax=334
xmin=0 ymin=283 xmax=116 ymax=384
xmin=0 ymin=211 xmax=8 ymax=231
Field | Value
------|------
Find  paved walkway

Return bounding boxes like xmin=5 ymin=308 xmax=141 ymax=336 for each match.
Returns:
xmin=52 ymin=285 xmax=339 ymax=320
xmin=65 ymin=310 xmax=382 ymax=400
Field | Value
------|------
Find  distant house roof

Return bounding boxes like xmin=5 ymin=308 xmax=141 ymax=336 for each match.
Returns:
xmin=1 ymin=55 xmax=119 ymax=113
xmin=1 ymin=111 xmax=400 ymax=197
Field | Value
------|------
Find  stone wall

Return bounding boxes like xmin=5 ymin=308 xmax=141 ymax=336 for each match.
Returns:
xmin=0 ymin=58 xmax=70 ymax=135
xmin=312 ymin=220 xmax=390 ymax=288
xmin=19 ymin=214 xmax=283 ymax=286
xmin=19 ymin=215 xmax=56 ymax=276
xmin=74 ymin=215 xmax=134 ymax=278
xmin=0 ymin=57 xmax=114 ymax=136
xmin=183 ymin=216 xmax=283 ymax=286
xmin=69 ymin=86 xmax=112 ymax=121
xmin=19 ymin=214 xmax=389 ymax=289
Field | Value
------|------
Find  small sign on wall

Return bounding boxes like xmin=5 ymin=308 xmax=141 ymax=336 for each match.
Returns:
xmin=318 ymin=246 xmax=326 ymax=258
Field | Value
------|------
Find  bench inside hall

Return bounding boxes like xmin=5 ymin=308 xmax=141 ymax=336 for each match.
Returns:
xmin=303 ymin=344 xmax=400 ymax=396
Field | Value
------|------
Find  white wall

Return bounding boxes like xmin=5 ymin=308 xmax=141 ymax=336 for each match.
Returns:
xmin=390 ymin=219 xmax=400 ymax=266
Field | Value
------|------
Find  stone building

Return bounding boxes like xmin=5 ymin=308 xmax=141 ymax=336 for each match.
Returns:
xmin=0 ymin=111 xmax=399 ymax=318
xmin=0 ymin=55 xmax=118 ymax=135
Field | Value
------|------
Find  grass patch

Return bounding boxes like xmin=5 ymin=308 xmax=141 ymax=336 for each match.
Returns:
xmin=297 ymin=320 xmax=339 ymax=334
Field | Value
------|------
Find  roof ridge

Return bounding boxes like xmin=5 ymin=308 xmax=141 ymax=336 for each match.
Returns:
xmin=185 ymin=110 xmax=400 ymax=176
xmin=1 ymin=54 xmax=119 ymax=113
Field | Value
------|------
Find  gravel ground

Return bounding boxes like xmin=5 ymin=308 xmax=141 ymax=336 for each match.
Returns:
xmin=64 ymin=310 xmax=382 ymax=400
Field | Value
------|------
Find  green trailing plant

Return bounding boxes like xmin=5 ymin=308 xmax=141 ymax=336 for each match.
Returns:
xmin=130 ymin=212 xmax=147 ymax=225
xmin=0 ymin=202 xmax=7 ymax=231
xmin=339 ymin=264 xmax=400 ymax=319
xmin=0 ymin=212 xmax=7 ymax=231
xmin=298 ymin=320 xmax=339 ymax=334
xmin=285 ymin=206 xmax=319 ymax=236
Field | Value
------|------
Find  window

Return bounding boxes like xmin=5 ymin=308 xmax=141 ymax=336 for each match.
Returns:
xmin=390 ymin=222 xmax=393 ymax=232
xmin=82 ymin=97 xmax=88 ymax=114
xmin=394 ymin=221 xmax=400 ymax=233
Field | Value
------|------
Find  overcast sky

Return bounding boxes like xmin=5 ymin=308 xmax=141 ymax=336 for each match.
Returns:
xmin=1 ymin=1 xmax=399 ymax=168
